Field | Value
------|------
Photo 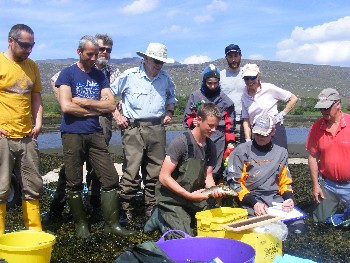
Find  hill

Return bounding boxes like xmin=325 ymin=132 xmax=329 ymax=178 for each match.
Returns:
xmin=37 ymin=58 xmax=350 ymax=105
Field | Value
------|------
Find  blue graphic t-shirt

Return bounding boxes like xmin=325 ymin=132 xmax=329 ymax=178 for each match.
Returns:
xmin=56 ymin=63 xmax=110 ymax=133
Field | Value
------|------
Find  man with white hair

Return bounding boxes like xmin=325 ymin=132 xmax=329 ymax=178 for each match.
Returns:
xmin=111 ymin=43 xmax=177 ymax=224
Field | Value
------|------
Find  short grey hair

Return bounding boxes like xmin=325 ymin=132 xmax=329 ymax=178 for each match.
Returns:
xmin=78 ymin=35 xmax=98 ymax=50
xmin=8 ymin=24 xmax=34 ymax=39
xmin=95 ymin=33 xmax=113 ymax=47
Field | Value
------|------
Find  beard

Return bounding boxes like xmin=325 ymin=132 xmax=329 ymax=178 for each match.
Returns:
xmin=96 ymin=58 xmax=109 ymax=67
xmin=228 ymin=59 xmax=241 ymax=70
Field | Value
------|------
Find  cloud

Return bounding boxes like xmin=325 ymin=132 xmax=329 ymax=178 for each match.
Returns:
xmin=276 ymin=16 xmax=350 ymax=65
xmin=247 ymin=54 xmax=265 ymax=60
xmin=194 ymin=15 xmax=213 ymax=23
xmin=161 ymin=25 xmax=190 ymax=34
xmin=206 ymin=0 xmax=228 ymax=12
xmin=120 ymin=0 xmax=158 ymax=15
xmin=181 ymin=55 xmax=211 ymax=64
xmin=12 ymin=0 xmax=31 ymax=3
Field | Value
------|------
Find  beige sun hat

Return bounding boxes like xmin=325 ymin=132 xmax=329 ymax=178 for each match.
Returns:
xmin=242 ymin=63 xmax=260 ymax=77
xmin=136 ymin=43 xmax=174 ymax=63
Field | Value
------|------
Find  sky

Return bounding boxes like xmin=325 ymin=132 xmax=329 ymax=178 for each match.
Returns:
xmin=1 ymin=0 xmax=350 ymax=67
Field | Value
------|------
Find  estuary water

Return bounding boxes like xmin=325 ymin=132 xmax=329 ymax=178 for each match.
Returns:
xmin=38 ymin=127 xmax=310 ymax=150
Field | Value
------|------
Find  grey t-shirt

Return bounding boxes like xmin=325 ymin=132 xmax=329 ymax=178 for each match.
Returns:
xmin=220 ymin=67 xmax=245 ymax=121
xmin=166 ymin=132 xmax=217 ymax=168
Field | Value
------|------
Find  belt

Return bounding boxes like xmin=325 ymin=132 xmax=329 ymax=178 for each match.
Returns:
xmin=128 ymin=117 xmax=162 ymax=127
xmin=322 ymin=174 xmax=350 ymax=185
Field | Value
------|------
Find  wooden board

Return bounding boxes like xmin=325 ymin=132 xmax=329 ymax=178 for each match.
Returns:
xmin=222 ymin=214 xmax=283 ymax=232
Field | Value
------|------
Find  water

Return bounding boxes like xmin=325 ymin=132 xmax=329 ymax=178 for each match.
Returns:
xmin=38 ymin=127 xmax=310 ymax=150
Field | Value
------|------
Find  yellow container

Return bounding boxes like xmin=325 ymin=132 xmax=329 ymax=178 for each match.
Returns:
xmin=196 ymin=207 xmax=282 ymax=263
xmin=0 ymin=231 xmax=56 ymax=263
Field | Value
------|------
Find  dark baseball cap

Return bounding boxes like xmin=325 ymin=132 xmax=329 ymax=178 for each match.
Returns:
xmin=225 ymin=44 xmax=241 ymax=55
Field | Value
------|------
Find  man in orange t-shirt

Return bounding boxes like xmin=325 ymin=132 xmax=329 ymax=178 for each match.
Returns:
xmin=306 ymin=88 xmax=350 ymax=222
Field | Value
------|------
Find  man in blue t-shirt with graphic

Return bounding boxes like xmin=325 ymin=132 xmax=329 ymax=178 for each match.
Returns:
xmin=55 ymin=35 xmax=134 ymax=238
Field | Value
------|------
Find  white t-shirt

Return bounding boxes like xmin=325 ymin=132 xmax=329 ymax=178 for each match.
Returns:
xmin=241 ymin=82 xmax=292 ymax=125
xmin=220 ymin=67 xmax=245 ymax=121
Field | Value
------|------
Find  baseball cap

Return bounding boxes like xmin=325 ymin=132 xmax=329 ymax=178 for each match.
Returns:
xmin=314 ymin=88 xmax=341 ymax=109
xmin=225 ymin=44 xmax=241 ymax=55
xmin=252 ymin=114 xmax=274 ymax=136
xmin=242 ymin=63 xmax=260 ymax=77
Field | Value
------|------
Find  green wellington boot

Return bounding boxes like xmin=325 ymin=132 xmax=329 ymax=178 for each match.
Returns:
xmin=101 ymin=189 xmax=135 ymax=236
xmin=67 ymin=191 xmax=90 ymax=239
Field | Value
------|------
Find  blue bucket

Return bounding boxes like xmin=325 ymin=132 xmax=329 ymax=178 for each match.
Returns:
xmin=157 ymin=230 xmax=255 ymax=263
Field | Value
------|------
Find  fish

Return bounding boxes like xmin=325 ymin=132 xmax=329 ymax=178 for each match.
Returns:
xmin=201 ymin=185 xmax=238 ymax=196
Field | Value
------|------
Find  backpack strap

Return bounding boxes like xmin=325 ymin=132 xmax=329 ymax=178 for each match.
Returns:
xmin=183 ymin=131 xmax=194 ymax=158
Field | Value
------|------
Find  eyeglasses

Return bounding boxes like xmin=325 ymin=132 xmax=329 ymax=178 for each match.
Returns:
xmin=243 ymin=76 xmax=257 ymax=81
xmin=320 ymin=100 xmax=338 ymax=111
xmin=11 ymin=37 xmax=35 ymax=50
xmin=99 ymin=47 xmax=112 ymax=53
xmin=153 ymin=58 xmax=164 ymax=65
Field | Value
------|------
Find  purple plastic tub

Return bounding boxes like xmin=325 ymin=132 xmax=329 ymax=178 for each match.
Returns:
xmin=156 ymin=230 xmax=255 ymax=263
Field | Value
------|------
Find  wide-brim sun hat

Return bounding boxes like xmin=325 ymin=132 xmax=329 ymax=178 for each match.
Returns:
xmin=136 ymin=43 xmax=174 ymax=63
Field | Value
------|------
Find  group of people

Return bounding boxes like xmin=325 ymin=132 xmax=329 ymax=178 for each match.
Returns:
xmin=1 ymin=23 xmax=349 ymax=240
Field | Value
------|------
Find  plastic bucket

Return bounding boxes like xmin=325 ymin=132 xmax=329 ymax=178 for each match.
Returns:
xmin=157 ymin=230 xmax=255 ymax=263
xmin=0 ymin=231 xmax=56 ymax=263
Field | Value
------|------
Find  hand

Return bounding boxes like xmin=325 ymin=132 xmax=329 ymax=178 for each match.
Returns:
xmin=274 ymin=111 xmax=286 ymax=124
xmin=163 ymin=114 xmax=172 ymax=125
xmin=253 ymin=202 xmax=268 ymax=216
xmin=0 ymin=128 xmax=10 ymax=137
xmin=114 ymin=113 xmax=129 ymax=130
xmin=30 ymin=125 xmax=42 ymax=139
xmin=282 ymin=199 xmax=294 ymax=212
xmin=187 ymin=189 xmax=209 ymax=202
xmin=313 ymin=185 xmax=326 ymax=204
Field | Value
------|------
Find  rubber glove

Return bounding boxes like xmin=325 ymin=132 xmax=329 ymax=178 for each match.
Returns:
xmin=274 ymin=111 xmax=286 ymax=124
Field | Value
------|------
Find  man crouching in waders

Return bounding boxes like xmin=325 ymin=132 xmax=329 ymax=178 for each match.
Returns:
xmin=144 ymin=103 xmax=228 ymax=239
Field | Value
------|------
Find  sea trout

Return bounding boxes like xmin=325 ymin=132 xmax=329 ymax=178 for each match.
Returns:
xmin=201 ymin=185 xmax=238 ymax=196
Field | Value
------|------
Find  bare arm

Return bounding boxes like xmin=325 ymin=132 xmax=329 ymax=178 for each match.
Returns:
xmin=72 ymin=88 xmax=116 ymax=113
xmin=30 ymin=92 xmax=43 ymax=139
xmin=163 ymin=103 xmax=175 ymax=125
xmin=159 ymin=156 xmax=209 ymax=202
xmin=58 ymin=85 xmax=101 ymax=117
xmin=243 ymin=118 xmax=251 ymax=141
xmin=308 ymin=152 xmax=324 ymax=204
xmin=283 ymin=94 xmax=299 ymax=114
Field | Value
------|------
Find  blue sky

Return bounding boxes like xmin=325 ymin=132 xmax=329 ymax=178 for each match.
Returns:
xmin=1 ymin=0 xmax=350 ymax=67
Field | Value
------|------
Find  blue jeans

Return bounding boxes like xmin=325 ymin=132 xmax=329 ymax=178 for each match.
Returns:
xmin=313 ymin=174 xmax=350 ymax=222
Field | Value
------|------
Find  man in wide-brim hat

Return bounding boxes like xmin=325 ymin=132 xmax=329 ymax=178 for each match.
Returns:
xmin=110 ymin=43 xmax=177 ymax=225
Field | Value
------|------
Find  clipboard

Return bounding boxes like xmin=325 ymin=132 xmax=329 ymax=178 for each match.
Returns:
xmin=267 ymin=205 xmax=307 ymax=222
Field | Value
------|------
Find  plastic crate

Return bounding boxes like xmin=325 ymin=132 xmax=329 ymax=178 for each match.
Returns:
xmin=196 ymin=207 xmax=282 ymax=263
xmin=196 ymin=207 xmax=248 ymax=236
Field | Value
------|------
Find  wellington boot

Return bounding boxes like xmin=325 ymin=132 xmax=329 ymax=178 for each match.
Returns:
xmin=0 ymin=203 xmax=6 ymax=235
xmin=42 ymin=197 xmax=66 ymax=226
xmin=67 ymin=191 xmax=90 ymax=239
xmin=101 ymin=189 xmax=135 ymax=236
xmin=22 ymin=200 xmax=42 ymax=231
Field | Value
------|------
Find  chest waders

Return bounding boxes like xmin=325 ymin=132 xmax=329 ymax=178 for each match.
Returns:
xmin=156 ymin=132 xmax=211 ymax=235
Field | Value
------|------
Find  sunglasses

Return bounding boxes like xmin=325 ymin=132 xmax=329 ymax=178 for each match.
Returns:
xmin=12 ymin=37 xmax=35 ymax=50
xmin=153 ymin=58 xmax=164 ymax=65
xmin=99 ymin=47 xmax=112 ymax=53
xmin=243 ymin=76 xmax=258 ymax=81
xmin=320 ymin=100 xmax=338 ymax=111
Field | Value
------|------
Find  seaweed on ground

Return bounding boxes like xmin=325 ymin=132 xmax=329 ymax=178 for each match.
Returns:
xmin=4 ymin=156 xmax=350 ymax=263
